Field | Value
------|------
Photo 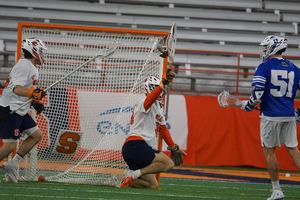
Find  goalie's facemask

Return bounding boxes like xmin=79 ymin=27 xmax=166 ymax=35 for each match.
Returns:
xmin=144 ymin=76 xmax=165 ymax=101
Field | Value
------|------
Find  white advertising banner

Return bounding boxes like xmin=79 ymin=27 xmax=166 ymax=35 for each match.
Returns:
xmin=162 ymin=94 xmax=188 ymax=151
xmin=77 ymin=91 xmax=188 ymax=151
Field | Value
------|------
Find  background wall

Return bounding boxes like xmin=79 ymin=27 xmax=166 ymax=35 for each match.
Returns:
xmin=164 ymin=94 xmax=300 ymax=171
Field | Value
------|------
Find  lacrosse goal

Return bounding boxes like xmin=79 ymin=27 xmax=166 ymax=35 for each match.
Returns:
xmin=14 ymin=22 xmax=168 ymax=186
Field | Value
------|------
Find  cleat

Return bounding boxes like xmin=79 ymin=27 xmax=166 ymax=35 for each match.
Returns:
xmin=3 ymin=161 xmax=18 ymax=183
xmin=267 ymin=189 xmax=284 ymax=200
xmin=120 ymin=176 xmax=133 ymax=188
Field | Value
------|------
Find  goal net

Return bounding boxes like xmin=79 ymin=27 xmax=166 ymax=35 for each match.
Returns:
xmin=15 ymin=22 xmax=167 ymax=186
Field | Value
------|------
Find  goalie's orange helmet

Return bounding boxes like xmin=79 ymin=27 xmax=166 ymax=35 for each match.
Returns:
xmin=22 ymin=38 xmax=47 ymax=65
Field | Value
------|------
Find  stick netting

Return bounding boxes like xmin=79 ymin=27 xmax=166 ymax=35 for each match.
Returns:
xmin=17 ymin=26 xmax=164 ymax=186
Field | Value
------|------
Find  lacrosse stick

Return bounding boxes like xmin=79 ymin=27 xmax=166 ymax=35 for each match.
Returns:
xmin=10 ymin=40 xmax=119 ymax=115
xmin=218 ymin=90 xmax=260 ymax=110
xmin=157 ymin=23 xmax=177 ymax=120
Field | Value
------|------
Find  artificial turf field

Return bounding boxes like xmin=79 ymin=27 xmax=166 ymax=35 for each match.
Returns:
xmin=0 ymin=166 xmax=299 ymax=200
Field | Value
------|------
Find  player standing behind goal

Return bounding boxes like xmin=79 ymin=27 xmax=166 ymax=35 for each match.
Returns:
xmin=120 ymin=70 xmax=187 ymax=189
xmin=0 ymin=38 xmax=47 ymax=183
xmin=241 ymin=35 xmax=300 ymax=200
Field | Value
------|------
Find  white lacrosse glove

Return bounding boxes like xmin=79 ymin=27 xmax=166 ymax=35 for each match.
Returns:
xmin=241 ymin=100 xmax=255 ymax=112
xmin=295 ymin=108 xmax=300 ymax=124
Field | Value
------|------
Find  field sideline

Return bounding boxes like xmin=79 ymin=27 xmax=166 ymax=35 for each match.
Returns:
xmin=0 ymin=165 xmax=300 ymax=200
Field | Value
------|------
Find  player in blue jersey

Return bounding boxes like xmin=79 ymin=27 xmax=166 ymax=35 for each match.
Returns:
xmin=241 ymin=35 xmax=300 ymax=200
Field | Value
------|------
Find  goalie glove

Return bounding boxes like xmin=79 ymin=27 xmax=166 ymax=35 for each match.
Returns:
xmin=159 ymin=69 xmax=176 ymax=89
xmin=28 ymin=86 xmax=47 ymax=100
xmin=167 ymin=144 xmax=187 ymax=166
xmin=31 ymin=100 xmax=45 ymax=114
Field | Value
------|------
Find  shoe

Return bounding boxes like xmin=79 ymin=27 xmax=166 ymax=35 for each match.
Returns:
xmin=120 ymin=176 xmax=133 ymax=188
xmin=267 ymin=189 xmax=284 ymax=200
xmin=3 ymin=161 xmax=19 ymax=183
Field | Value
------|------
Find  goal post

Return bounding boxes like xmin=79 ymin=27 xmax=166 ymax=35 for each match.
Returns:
xmin=14 ymin=22 xmax=168 ymax=186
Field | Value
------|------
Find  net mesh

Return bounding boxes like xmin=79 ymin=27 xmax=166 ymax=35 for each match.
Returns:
xmin=17 ymin=26 xmax=165 ymax=186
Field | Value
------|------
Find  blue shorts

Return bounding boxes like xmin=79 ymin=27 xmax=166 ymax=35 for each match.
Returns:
xmin=122 ymin=139 xmax=161 ymax=170
xmin=0 ymin=106 xmax=37 ymax=140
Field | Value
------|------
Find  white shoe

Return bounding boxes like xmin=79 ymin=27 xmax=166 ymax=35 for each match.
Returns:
xmin=3 ymin=160 xmax=19 ymax=183
xmin=267 ymin=189 xmax=284 ymax=200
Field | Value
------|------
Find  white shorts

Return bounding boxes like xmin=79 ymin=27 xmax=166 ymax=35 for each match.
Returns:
xmin=260 ymin=118 xmax=298 ymax=148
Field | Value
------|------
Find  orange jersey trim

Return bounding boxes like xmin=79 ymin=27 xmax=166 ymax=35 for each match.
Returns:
xmin=124 ymin=136 xmax=144 ymax=145
xmin=144 ymin=86 xmax=162 ymax=111
xmin=159 ymin=125 xmax=175 ymax=147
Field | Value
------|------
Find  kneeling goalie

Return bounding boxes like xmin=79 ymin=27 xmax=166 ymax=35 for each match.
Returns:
xmin=121 ymin=70 xmax=187 ymax=189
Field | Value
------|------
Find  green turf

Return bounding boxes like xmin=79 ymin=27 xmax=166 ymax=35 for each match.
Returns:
xmin=0 ymin=169 xmax=299 ymax=200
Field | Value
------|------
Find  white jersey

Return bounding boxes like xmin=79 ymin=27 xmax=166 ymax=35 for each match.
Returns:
xmin=128 ymin=96 xmax=166 ymax=148
xmin=0 ymin=59 xmax=39 ymax=116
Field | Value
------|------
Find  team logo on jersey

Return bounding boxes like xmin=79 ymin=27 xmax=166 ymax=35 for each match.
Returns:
xmin=14 ymin=129 xmax=19 ymax=137
xmin=281 ymin=61 xmax=288 ymax=67
xmin=155 ymin=114 xmax=163 ymax=122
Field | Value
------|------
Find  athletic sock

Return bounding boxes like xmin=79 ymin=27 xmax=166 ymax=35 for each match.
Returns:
xmin=271 ymin=180 xmax=281 ymax=191
xmin=12 ymin=153 xmax=23 ymax=165
xmin=131 ymin=169 xmax=141 ymax=179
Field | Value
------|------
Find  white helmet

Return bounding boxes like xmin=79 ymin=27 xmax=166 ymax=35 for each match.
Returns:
xmin=22 ymin=38 xmax=47 ymax=65
xmin=144 ymin=76 xmax=165 ymax=100
xmin=259 ymin=35 xmax=287 ymax=62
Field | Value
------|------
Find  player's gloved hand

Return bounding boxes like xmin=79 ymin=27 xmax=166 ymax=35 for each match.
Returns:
xmin=295 ymin=108 xmax=300 ymax=124
xmin=167 ymin=144 xmax=187 ymax=166
xmin=28 ymin=86 xmax=47 ymax=100
xmin=160 ymin=69 xmax=176 ymax=88
xmin=31 ymin=100 xmax=45 ymax=114
xmin=241 ymin=100 xmax=255 ymax=112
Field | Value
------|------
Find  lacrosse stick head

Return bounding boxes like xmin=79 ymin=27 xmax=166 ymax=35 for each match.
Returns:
xmin=218 ymin=90 xmax=242 ymax=108
xmin=166 ymin=23 xmax=177 ymax=61
xmin=156 ymin=23 xmax=177 ymax=60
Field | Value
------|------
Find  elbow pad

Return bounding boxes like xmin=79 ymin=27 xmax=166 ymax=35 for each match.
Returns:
xmin=249 ymin=85 xmax=264 ymax=106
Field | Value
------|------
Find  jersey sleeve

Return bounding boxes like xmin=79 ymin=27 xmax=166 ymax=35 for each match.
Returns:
xmin=252 ymin=63 xmax=268 ymax=88
xmin=10 ymin=65 xmax=30 ymax=87
xmin=159 ymin=124 xmax=175 ymax=147
xmin=143 ymin=86 xmax=163 ymax=111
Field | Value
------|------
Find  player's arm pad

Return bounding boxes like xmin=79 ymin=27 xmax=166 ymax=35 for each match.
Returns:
xmin=249 ymin=85 xmax=264 ymax=106
xmin=159 ymin=124 xmax=175 ymax=147
xmin=295 ymin=108 xmax=300 ymax=124
xmin=167 ymin=144 xmax=187 ymax=166
xmin=31 ymin=100 xmax=45 ymax=114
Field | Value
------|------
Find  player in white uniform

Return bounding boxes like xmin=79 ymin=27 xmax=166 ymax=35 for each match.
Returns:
xmin=120 ymin=70 xmax=187 ymax=189
xmin=241 ymin=35 xmax=300 ymax=200
xmin=0 ymin=38 xmax=47 ymax=183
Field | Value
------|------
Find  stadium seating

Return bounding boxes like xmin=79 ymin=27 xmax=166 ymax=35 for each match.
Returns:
xmin=0 ymin=0 xmax=300 ymax=94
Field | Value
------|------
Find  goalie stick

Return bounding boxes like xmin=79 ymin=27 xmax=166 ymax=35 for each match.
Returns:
xmin=157 ymin=23 xmax=177 ymax=120
xmin=218 ymin=90 xmax=260 ymax=110
xmin=10 ymin=40 xmax=119 ymax=115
